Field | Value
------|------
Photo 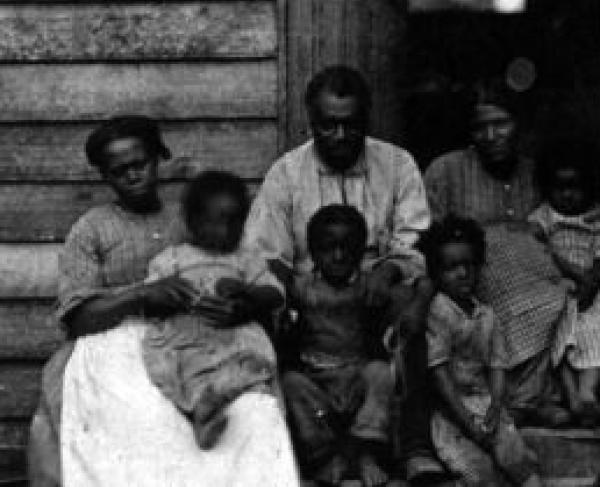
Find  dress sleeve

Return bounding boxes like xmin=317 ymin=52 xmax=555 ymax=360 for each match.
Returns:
xmin=56 ymin=216 xmax=108 ymax=323
xmin=145 ymin=246 xmax=178 ymax=283
xmin=423 ymin=156 xmax=450 ymax=223
xmin=383 ymin=149 xmax=430 ymax=281
xmin=527 ymin=204 xmax=551 ymax=237
xmin=241 ymin=250 xmax=285 ymax=296
xmin=426 ymin=298 xmax=452 ymax=368
xmin=243 ymin=159 xmax=295 ymax=269
xmin=490 ymin=310 xmax=510 ymax=369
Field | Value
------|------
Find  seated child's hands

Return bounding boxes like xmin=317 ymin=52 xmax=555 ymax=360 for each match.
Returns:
xmin=483 ymin=402 xmax=502 ymax=435
xmin=192 ymin=295 xmax=249 ymax=327
xmin=470 ymin=418 xmax=495 ymax=453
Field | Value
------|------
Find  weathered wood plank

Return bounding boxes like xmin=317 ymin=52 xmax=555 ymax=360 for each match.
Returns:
xmin=0 ymin=245 xmax=60 ymax=298
xmin=0 ymin=363 xmax=41 ymax=419
xmin=0 ymin=181 xmax=260 ymax=243
xmin=285 ymin=0 xmax=407 ymax=148
xmin=0 ymin=183 xmax=185 ymax=243
xmin=0 ymin=121 xmax=277 ymax=181
xmin=0 ymin=62 xmax=277 ymax=120
xmin=0 ymin=2 xmax=275 ymax=61
xmin=0 ymin=302 xmax=63 ymax=359
xmin=0 ymin=420 xmax=28 ymax=478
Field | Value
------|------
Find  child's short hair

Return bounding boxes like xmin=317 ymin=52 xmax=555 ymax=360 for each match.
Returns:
xmin=536 ymin=135 xmax=599 ymax=201
xmin=419 ymin=215 xmax=486 ymax=278
xmin=307 ymin=204 xmax=367 ymax=259
xmin=182 ymin=170 xmax=250 ymax=230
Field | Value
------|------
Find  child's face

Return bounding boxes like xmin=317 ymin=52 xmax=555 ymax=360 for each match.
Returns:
xmin=312 ymin=222 xmax=363 ymax=287
xmin=437 ymin=242 xmax=478 ymax=305
xmin=190 ymin=193 xmax=245 ymax=253
xmin=549 ymin=167 xmax=591 ymax=216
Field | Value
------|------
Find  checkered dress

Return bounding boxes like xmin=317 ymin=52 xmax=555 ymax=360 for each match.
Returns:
xmin=529 ymin=204 xmax=600 ymax=368
xmin=477 ymin=223 xmax=568 ymax=367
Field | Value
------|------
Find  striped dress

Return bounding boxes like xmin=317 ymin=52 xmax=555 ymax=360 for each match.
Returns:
xmin=529 ymin=203 xmax=600 ymax=369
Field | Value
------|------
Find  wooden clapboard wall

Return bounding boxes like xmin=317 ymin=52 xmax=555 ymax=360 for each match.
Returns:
xmin=284 ymin=0 xmax=407 ymax=149
xmin=0 ymin=1 xmax=283 ymax=478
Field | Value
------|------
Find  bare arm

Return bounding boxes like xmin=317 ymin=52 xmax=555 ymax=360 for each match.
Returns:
xmin=484 ymin=368 xmax=506 ymax=433
xmin=66 ymin=276 xmax=197 ymax=338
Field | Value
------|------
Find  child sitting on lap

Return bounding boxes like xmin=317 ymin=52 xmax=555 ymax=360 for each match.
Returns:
xmin=142 ymin=170 xmax=283 ymax=449
xmin=421 ymin=215 xmax=544 ymax=487
xmin=529 ymin=138 xmax=600 ymax=427
xmin=282 ymin=204 xmax=404 ymax=487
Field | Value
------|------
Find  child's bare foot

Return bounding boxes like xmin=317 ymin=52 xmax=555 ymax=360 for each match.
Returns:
xmin=193 ymin=410 xmax=228 ymax=449
xmin=358 ymin=452 xmax=388 ymax=487
xmin=315 ymin=454 xmax=348 ymax=486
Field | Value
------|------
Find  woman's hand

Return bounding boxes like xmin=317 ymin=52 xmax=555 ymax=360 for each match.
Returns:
xmin=191 ymin=295 xmax=249 ymax=327
xmin=215 ymin=277 xmax=248 ymax=299
xmin=471 ymin=420 xmax=495 ymax=452
xmin=364 ymin=263 xmax=399 ymax=308
xmin=139 ymin=275 xmax=198 ymax=316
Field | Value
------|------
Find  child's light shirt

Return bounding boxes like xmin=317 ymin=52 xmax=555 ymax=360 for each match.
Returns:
xmin=146 ymin=242 xmax=283 ymax=297
xmin=529 ymin=204 xmax=600 ymax=369
xmin=142 ymin=243 xmax=281 ymax=413
xmin=427 ymin=292 xmax=509 ymax=397
xmin=528 ymin=203 xmax=600 ymax=271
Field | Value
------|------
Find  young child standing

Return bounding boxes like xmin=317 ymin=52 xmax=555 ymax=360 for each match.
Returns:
xmin=421 ymin=215 xmax=544 ymax=487
xmin=282 ymin=204 xmax=401 ymax=487
xmin=529 ymin=138 xmax=600 ymax=426
xmin=142 ymin=170 xmax=284 ymax=449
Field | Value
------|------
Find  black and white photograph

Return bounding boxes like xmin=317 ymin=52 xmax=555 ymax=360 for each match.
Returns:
xmin=1 ymin=1 xmax=600 ymax=486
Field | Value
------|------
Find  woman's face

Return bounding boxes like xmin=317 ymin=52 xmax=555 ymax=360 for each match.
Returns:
xmin=471 ymin=104 xmax=517 ymax=178
xmin=101 ymin=137 xmax=160 ymax=211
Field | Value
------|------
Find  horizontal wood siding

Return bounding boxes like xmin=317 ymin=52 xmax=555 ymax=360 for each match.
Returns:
xmin=0 ymin=62 xmax=277 ymax=120
xmin=0 ymin=1 xmax=280 ymax=478
xmin=0 ymin=121 xmax=277 ymax=181
xmin=0 ymin=2 xmax=276 ymax=60
xmin=0 ymin=302 xmax=62 ymax=359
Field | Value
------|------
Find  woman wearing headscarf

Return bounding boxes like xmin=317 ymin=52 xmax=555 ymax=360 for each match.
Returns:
xmin=28 ymin=116 xmax=298 ymax=487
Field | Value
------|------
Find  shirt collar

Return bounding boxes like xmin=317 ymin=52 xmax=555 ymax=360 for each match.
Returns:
xmin=437 ymin=292 xmax=485 ymax=320
xmin=313 ymin=269 xmax=361 ymax=286
xmin=313 ymin=142 xmax=368 ymax=177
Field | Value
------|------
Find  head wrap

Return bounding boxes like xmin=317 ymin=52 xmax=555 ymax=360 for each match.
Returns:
xmin=85 ymin=115 xmax=171 ymax=168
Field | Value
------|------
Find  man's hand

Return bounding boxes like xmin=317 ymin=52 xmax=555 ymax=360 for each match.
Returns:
xmin=364 ymin=263 xmax=400 ymax=308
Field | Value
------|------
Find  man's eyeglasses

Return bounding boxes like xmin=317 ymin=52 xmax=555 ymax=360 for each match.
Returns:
xmin=314 ymin=119 xmax=365 ymax=137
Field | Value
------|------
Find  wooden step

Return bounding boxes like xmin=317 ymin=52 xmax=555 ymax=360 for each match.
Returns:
xmin=521 ymin=428 xmax=600 ymax=480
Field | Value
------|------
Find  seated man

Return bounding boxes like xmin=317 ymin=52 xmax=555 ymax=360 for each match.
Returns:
xmin=245 ymin=65 xmax=444 ymax=483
